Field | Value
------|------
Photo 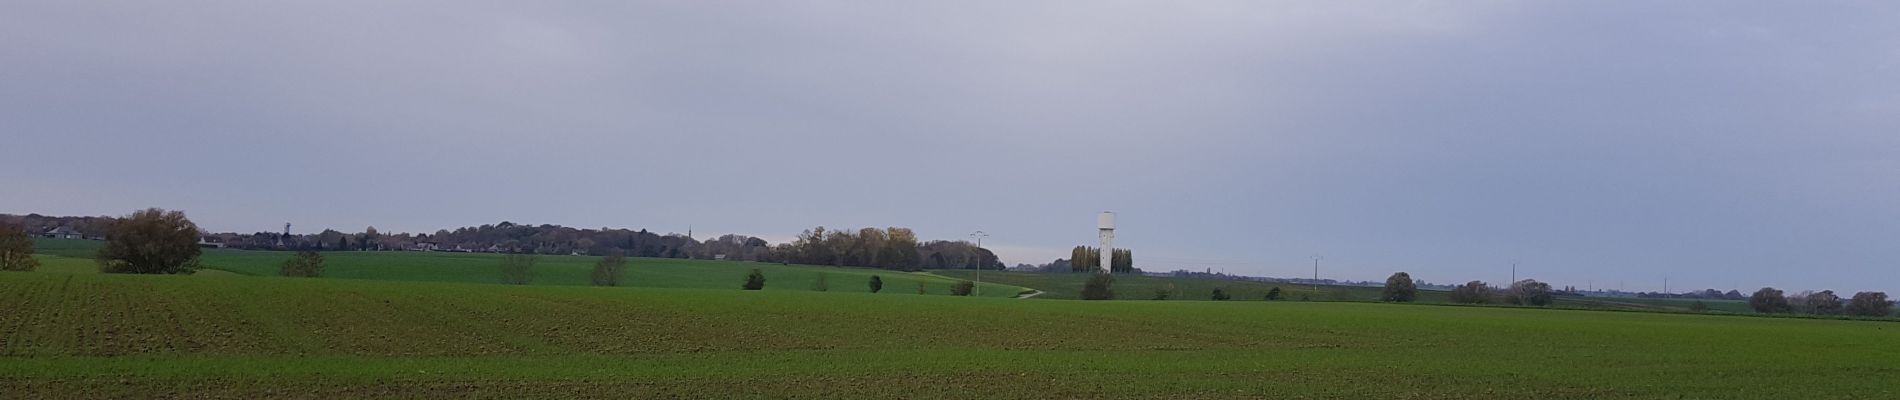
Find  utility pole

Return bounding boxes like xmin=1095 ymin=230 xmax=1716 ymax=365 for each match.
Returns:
xmin=1510 ymin=261 xmax=1517 ymax=284
xmin=969 ymin=231 xmax=988 ymax=297
xmin=1312 ymin=255 xmax=1321 ymax=296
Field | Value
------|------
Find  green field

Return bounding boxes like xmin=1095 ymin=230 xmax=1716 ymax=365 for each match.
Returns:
xmin=28 ymin=239 xmax=1029 ymax=298
xmin=2 ymin=271 xmax=1898 ymax=398
xmin=7 ymin=239 xmax=1897 ymax=398
xmin=934 ymin=270 xmax=1755 ymax=313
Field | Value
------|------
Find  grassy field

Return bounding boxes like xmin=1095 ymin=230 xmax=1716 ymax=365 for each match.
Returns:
xmin=29 ymin=239 xmax=1029 ymax=298
xmin=933 ymin=270 xmax=1755 ymax=313
xmin=2 ymin=271 xmax=1897 ymax=398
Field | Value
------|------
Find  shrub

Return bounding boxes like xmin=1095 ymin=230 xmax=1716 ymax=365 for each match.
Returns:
xmin=1506 ymin=279 xmax=1552 ymax=306
xmin=949 ymin=280 xmax=975 ymax=296
xmin=813 ymin=273 xmax=831 ymax=292
xmin=1749 ymin=287 xmax=1791 ymax=313
xmin=1450 ymin=281 xmax=1492 ymax=304
xmin=1689 ymin=301 xmax=1709 ymax=312
xmin=1211 ymin=288 xmax=1231 ymax=301
xmin=1081 ymin=273 xmax=1114 ymax=300
xmin=1265 ymin=287 xmax=1282 ymax=301
xmin=590 ymin=250 xmax=627 ymax=286
xmin=0 ymin=222 xmax=37 ymax=272
xmin=1381 ymin=272 xmax=1417 ymax=302
xmin=96 ymin=208 xmax=202 ymax=274
xmin=500 ymin=254 xmax=537 ymax=285
xmin=1151 ymin=283 xmax=1175 ymax=300
xmin=1846 ymin=292 xmax=1891 ymax=317
xmin=869 ymin=275 xmax=883 ymax=293
xmin=279 ymin=251 xmax=324 ymax=278
xmin=916 ymin=281 xmax=926 ymax=295
xmin=742 ymin=269 xmax=766 ymax=290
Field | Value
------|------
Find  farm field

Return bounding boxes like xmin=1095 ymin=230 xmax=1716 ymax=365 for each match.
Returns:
xmin=1 ymin=271 xmax=1897 ymax=398
xmin=934 ymin=270 xmax=1754 ymax=313
xmin=29 ymin=239 xmax=1029 ymax=298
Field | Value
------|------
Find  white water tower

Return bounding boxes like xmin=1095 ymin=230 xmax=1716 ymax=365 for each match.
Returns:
xmin=1097 ymin=211 xmax=1115 ymax=273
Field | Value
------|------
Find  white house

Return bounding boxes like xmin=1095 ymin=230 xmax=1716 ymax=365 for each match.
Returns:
xmin=41 ymin=227 xmax=83 ymax=240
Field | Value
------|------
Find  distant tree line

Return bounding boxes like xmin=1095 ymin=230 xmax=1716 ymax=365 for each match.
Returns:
xmin=3 ymin=214 xmax=1013 ymax=273
xmin=1749 ymin=287 xmax=1891 ymax=317
xmin=759 ymin=226 xmax=1001 ymax=272
xmin=1065 ymin=246 xmax=1133 ymax=273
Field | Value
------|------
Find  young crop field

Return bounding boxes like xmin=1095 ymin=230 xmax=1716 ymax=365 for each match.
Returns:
xmin=29 ymin=239 xmax=1028 ymax=298
xmin=2 ymin=271 xmax=1898 ymax=398
xmin=934 ymin=270 xmax=1755 ymax=313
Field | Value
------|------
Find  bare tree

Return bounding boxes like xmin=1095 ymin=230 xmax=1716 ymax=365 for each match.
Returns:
xmin=500 ymin=253 xmax=537 ymax=285
xmin=1749 ymin=287 xmax=1792 ymax=313
xmin=0 ymin=222 xmax=37 ymax=272
xmin=1506 ymin=279 xmax=1553 ymax=306
xmin=1846 ymin=292 xmax=1892 ymax=317
xmin=591 ymin=250 xmax=627 ymax=286
xmin=96 ymin=208 xmax=202 ymax=274
xmin=1450 ymin=281 xmax=1492 ymax=304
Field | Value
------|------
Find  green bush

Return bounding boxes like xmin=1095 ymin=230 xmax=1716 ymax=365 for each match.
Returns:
xmin=1265 ymin=287 xmax=1282 ymax=301
xmin=1081 ymin=273 xmax=1115 ymax=300
xmin=1151 ymin=283 xmax=1175 ymax=300
xmin=949 ymin=280 xmax=974 ymax=296
xmin=742 ymin=269 xmax=766 ymax=290
xmin=279 ymin=251 xmax=324 ymax=278
xmin=812 ymin=273 xmax=830 ymax=292
xmin=868 ymin=275 xmax=883 ymax=293
xmin=1211 ymin=288 xmax=1231 ymax=301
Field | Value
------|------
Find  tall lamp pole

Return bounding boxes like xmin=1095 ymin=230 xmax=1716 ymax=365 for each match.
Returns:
xmin=1312 ymin=255 xmax=1322 ymax=297
xmin=970 ymin=231 xmax=988 ymax=297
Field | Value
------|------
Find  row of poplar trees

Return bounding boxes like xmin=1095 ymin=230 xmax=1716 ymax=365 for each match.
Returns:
xmin=1069 ymin=246 xmax=1133 ymax=273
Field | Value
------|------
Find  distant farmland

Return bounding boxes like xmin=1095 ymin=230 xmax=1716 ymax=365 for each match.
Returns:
xmin=8 ymin=239 xmax=1896 ymax=398
xmin=29 ymin=239 xmax=1030 ymax=298
xmin=3 ymin=271 xmax=1898 ymax=398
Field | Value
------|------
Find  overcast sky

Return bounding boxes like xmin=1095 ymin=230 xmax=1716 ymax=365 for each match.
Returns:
xmin=4 ymin=1 xmax=1897 ymax=293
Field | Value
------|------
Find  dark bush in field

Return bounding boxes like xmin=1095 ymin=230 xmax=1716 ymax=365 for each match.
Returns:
xmin=1381 ymin=272 xmax=1417 ymax=302
xmin=1152 ymin=283 xmax=1175 ymax=300
xmin=742 ymin=269 xmax=766 ymax=290
xmin=1506 ymin=279 xmax=1552 ymax=306
xmin=1265 ymin=287 xmax=1283 ymax=301
xmin=1211 ymin=288 xmax=1231 ymax=301
xmin=1846 ymin=292 xmax=1891 ymax=317
xmin=0 ymin=222 xmax=37 ymax=272
xmin=813 ymin=273 xmax=830 ymax=292
xmin=1081 ymin=273 xmax=1114 ymax=300
xmin=499 ymin=254 xmax=537 ymax=285
xmin=279 ymin=251 xmax=324 ymax=277
xmin=96 ymin=208 xmax=202 ymax=274
xmin=591 ymin=250 xmax=627 ymax=286
xmin=949 ymin=280 xmax=974 ymax=296
xmin=1450 ymin=281 xmax=1491 ymax=304
xmin=916 ymin=281 xmax=926 ymax=294
xmin=868 ymin=275 xmax=883 ymax=293
xmin=1750 ymin=287 xmax=1791 ymax=313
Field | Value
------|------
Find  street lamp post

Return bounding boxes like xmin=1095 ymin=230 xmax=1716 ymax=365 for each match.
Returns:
xmin=970 ymin=231 xmax=988 ymax=297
